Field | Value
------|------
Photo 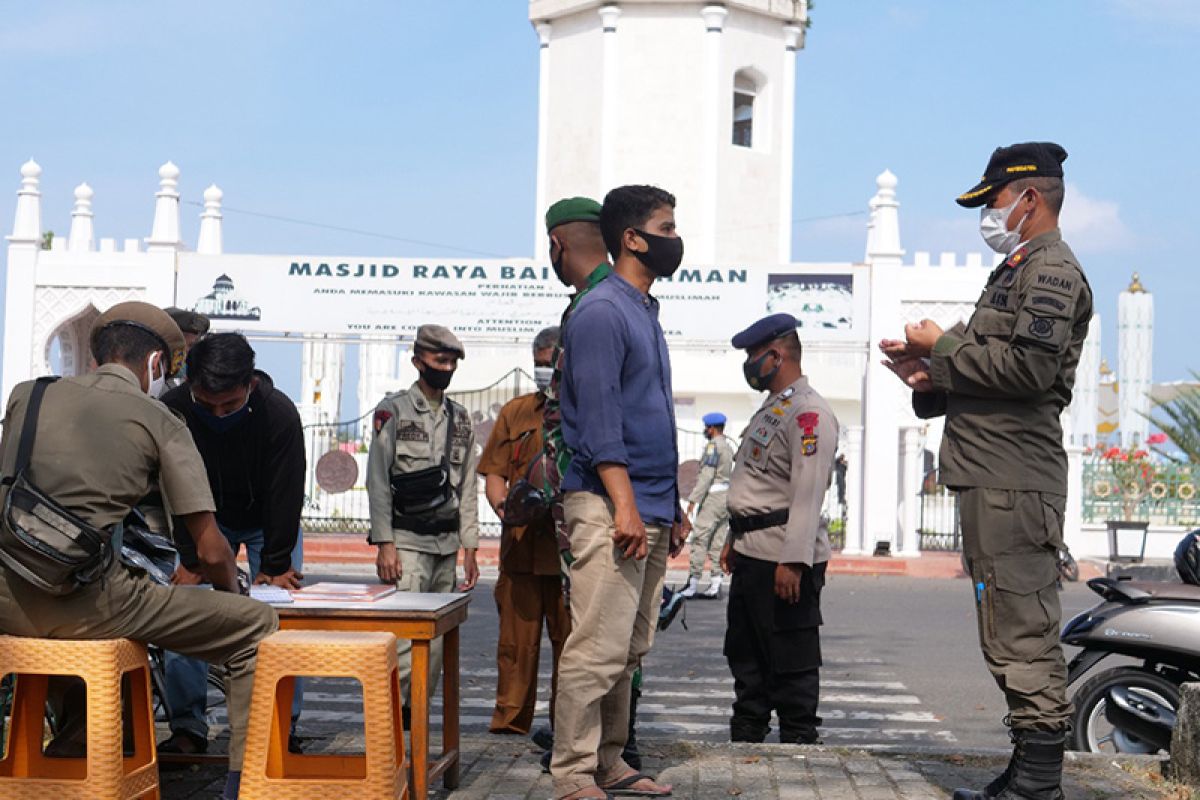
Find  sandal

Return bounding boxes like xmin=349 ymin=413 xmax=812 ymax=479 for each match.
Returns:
xmin=600 ymin=771 xmax=673 ymax=797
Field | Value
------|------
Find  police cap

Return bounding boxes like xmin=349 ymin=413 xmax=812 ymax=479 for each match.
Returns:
xmin=545 ymin=197 xmax=602 ymax=233
xmin=702 ymin=412 xmax=727 ymax=427
xmin=91 ymin=301 xmax=187 ymax=376
xmin=163 ymin=306 xmax=210 ymax=336
xmin=956 ymin=142 xmax=1068 ymax=208
xmin=731 ymin=313 xmax=798 ymax=351
xmin=414 ymin=324 xmax=466 ymax=359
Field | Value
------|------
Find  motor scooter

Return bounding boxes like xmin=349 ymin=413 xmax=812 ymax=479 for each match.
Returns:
xmin=1062 ymin=576 xmax=1200 ymax=754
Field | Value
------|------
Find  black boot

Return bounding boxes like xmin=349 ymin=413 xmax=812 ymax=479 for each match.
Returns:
xmin=953 ymin=729 xmax=1065 ymax=800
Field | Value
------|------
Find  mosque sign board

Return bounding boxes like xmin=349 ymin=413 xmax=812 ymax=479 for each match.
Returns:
xmin=175 ymin=254 xmax=867 ymax=346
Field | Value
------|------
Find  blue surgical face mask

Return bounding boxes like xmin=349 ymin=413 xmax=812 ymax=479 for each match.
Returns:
xmin=191 ymin=390 xmax=252 ymax=433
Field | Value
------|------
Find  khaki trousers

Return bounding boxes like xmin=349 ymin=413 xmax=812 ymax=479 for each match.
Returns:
xmin=959 ymin=487 xmax=1071 ymax=731
xmin=688 ymin=491 xmax=729 ymax=581
xmin=0 ymin=563 xmax=278 ymax=769
xmin=394 ymin=548 xmax=458 ymax=704
xmin=551 ymin=492 xmax=669 ymax=797
xmin=490 ymin=571 xmax=570 ymax=734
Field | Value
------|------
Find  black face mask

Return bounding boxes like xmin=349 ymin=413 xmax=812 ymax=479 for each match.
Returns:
xmin=742 ymin=350 xmax=780 ymax=391
xmin=418 ymin=364 xmax=455 ymax=391
xmin=549 ymin=242 xmax=570 ymax=287
xmin=631 ymin=229 xmax=684 ymax=278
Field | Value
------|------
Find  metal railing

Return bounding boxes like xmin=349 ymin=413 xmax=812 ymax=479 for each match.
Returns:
xmin=1081 ymin=459 xmax=1200 ymax=526
xmin=917 ymin=471 xmax=961 ymax=551
xmin=301 ymin=370 xmax=537 ymax=534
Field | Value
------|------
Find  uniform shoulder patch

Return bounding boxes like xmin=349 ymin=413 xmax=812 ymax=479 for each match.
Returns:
xmin=1026 ymin=314 xmax=1057 ymax=340
xmin=373 ymin=408 xmax=393 ymax=435
xmin=797 ymin=411 xmax=819 ymax=457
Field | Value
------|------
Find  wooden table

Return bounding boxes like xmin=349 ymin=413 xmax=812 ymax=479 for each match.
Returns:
xmin=272 ymin=592 xmax=470 ymax=800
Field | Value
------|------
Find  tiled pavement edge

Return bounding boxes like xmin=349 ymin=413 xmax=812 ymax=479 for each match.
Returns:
xmin=161 ymin=735 xmax=1182 ymax=799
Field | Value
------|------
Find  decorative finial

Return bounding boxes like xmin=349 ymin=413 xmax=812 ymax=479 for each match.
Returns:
xmin=1127 ymin=272 xmax=1145 ymax=293
xmin=203 ymin=183 xmax=223 ymax=203
xmin=20 ymin=159 xmax=42 ymax=180
xmin=1099 ymin=358 xmax=1113 ymax=376
xmin=158 ymin=161 xmax=180 ymax=181
xmin=74 ymin=182 xmax=94 ymax=202
xmin=876 ymin=169 xmax=898 ymax=191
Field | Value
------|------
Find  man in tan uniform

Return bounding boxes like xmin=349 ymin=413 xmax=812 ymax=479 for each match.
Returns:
xmin=0 ymin=302 xmax=277 ymax=800
xmin=367 ymin=324 xmax=480 ymax=706
xmin=723 ymin=313 xmax=838 ymax=745
xmin=881 ymin=142 xmax=1091 ymax=800
xmin=682 ymin=411 xmax=735 ymax=599
xmin=478 ymin=326 xmax=570 ymax=736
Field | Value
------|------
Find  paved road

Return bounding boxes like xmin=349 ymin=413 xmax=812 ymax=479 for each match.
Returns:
xmin=204 ymin=569 xmax=1100 ymax=753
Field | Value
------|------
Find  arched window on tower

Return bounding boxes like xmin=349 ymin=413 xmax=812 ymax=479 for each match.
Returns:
xmin=732 ymin=70 xmax=757 ymax=148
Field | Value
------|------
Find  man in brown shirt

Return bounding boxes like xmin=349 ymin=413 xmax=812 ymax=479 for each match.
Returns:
xmin=478 ymin=326 xmax=571 ymax=736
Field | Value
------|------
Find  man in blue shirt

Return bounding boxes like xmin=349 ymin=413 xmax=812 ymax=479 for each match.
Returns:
xmin=550 ymin=185 xmax=689 ymax=800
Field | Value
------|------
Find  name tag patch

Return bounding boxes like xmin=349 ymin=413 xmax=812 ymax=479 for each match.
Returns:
xmin=396 ymin=421 xmax=429 ymax=442
xmin=1030 ymin=294 xmax=1067 ymax=312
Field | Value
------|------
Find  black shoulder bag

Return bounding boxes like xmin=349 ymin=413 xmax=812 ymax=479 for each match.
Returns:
xmin=0 ymin=377 xmax=114 ymax=595
xmin=389 ymin=402 xmax=460 ymax=535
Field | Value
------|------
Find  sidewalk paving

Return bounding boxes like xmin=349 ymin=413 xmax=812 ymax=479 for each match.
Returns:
xmin=161 ymin=735 xmax=1180 ymax=799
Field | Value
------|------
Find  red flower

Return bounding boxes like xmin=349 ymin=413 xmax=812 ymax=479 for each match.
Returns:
xmin=1147 ymin=433 xmax=1168 ymax=445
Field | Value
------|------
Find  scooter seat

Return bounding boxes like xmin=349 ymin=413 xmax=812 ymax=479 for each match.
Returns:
xmin=1123 ymin=581 xmax=1200 ymax=603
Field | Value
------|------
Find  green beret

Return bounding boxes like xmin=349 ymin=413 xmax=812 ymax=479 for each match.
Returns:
xmin=545 ymin=197 xmax=602 ymax=233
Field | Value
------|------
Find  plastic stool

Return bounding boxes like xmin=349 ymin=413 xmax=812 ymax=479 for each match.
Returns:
xmin=0 ymin=635 xmax=159 ymax=799
xmin=240 ymin=629 xmax=408 ymax=799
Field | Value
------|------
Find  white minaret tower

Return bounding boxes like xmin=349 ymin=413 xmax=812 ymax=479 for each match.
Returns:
xmin=1069 ymin=314 xmax=1102 ymax=448
xmin=1117 ymin=272 xmax=1153 ymax=447
xmin=358 ymin=337 xmax=400 ymax=436
xmin=300 ymin=336 xmax=345 ymax=426
xmin=528 ymin=0 xmax=807 ymax=264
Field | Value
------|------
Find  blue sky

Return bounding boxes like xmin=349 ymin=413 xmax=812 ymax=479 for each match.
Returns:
xmin=1 ymin=0 xmax=1198 ymax=409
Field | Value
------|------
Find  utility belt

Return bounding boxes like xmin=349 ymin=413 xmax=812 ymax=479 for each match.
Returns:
xmin=729 ymin=509 xmax=789 ymax=536
xmin=391 ymin=511 xmax=460 ymax=537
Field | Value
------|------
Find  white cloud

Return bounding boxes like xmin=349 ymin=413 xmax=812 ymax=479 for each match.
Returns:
xmin=1106 ymin=0 xmax=1200 ymax=28
xmin=1060 ymin=183 xmax=1135 ymax=253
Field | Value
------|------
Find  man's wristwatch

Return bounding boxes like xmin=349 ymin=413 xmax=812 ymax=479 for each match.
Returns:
xmin=236 ymin=568 xmax=252 ymax=596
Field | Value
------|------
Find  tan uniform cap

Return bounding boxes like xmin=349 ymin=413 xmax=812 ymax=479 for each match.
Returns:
xmin=415 ymin=324 xmax=466 ymax=359
xmin=90 ymin=301 xmax=187 ymax=376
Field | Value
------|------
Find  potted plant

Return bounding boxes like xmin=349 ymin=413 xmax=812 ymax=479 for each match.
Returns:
xmin=1099 ymin=433 xmax=1168 ymax=561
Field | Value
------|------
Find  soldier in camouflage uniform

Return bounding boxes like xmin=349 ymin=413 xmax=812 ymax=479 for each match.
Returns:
xmin=881 ymin=142 xmax=1092 ymax=800
xmin=541 ymin=197 xmax=612 ymax=558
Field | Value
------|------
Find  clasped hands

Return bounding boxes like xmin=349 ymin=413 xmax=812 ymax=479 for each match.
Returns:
xmin=879 ymin=319 xmax=943 ymax=393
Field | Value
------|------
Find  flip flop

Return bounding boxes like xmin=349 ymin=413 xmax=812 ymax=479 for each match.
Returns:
xmin=600 ymin=771 xmax=673 ymax=797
